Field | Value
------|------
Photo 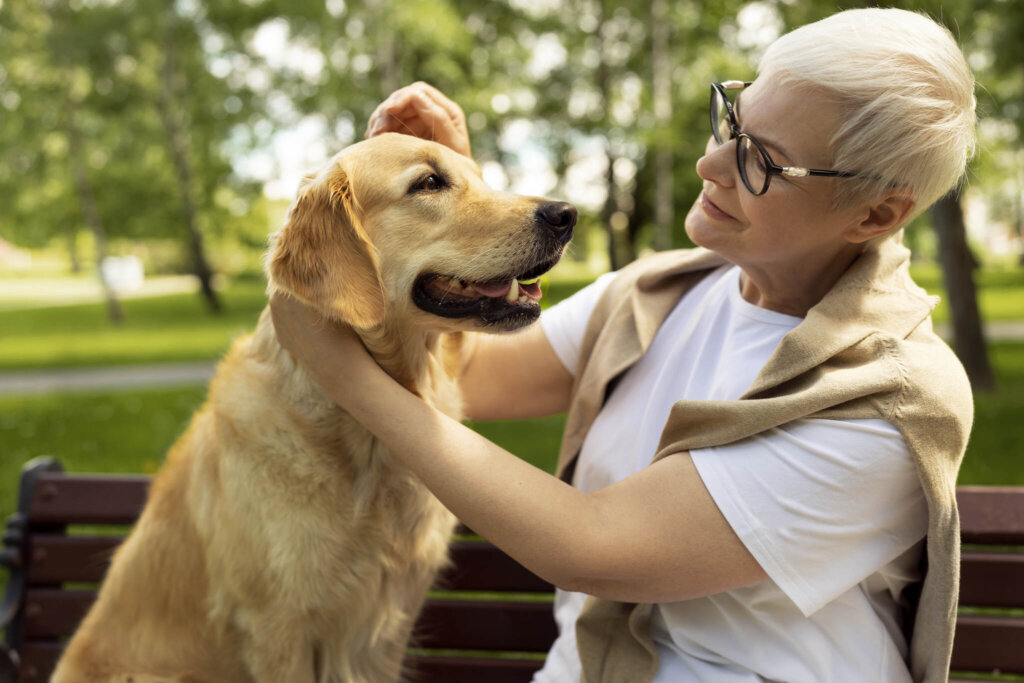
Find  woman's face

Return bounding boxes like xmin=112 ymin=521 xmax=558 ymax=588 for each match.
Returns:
xmin=684 ymin=75 xmax=866 ymax=278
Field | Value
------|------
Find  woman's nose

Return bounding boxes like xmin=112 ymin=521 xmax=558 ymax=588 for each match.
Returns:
xmin=695 ymin=135 xmax=736 ymax=188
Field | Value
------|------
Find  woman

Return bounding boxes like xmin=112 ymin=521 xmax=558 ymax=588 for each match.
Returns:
xmin=271 ymin=8 xmax=976 ymax=682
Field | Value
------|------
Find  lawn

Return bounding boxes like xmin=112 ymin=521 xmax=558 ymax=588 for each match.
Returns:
xmin=2 ymin=262 xmax=1023 ymax=522
xmin=0 ymin=279 xmax=269 ymax=371
xmin=1 ymin=265 xmax=1023 ymax=608
xmin=1 ymin=263 xmax=1023 ymax=372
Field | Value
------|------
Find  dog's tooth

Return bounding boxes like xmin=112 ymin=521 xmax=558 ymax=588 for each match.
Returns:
xmin=519 ymin=294 xmax=529 ymax=304
xmin=505 ymin=279 xmax=519 ymax=303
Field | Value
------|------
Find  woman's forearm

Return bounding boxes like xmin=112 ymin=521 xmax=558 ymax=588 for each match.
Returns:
xmin=328 ymin=354 xmax=598 ymax=588
xmin=269 ymin=296 xmax=764 ymax=602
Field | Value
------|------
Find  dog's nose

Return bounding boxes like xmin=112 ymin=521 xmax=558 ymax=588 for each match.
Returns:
xmin=535 ymin=201 xmax=577 ymax=243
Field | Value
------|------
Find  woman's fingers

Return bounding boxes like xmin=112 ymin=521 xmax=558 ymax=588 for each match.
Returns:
xmin=366 ymin=82 xmax=471 ymax=158
xmin=268 ymin=293 xmax=365 ymax=382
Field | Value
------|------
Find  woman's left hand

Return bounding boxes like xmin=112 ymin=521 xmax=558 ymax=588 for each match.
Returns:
xmin=268 ymin=293 xmax=379 ymax=405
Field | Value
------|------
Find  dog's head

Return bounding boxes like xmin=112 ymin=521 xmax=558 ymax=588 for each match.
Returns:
xmin=268 ymin=133 xmax=574 ymax=333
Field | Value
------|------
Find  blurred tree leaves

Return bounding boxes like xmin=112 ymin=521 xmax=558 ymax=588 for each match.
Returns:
xmin=0 ymin=0 xmax=1020 ymax=326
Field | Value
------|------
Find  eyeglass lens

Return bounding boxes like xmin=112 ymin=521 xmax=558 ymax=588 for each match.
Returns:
xmin=710 ymin=87 xmax=733 ymax=145
xmin=737 ymin=136 xmax=770 ymax=195
xmin=710 ymin=86 xmax=771 ymax=195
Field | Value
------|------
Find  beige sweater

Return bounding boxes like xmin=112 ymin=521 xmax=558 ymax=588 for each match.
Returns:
xmin=555 ymin=241 xmax=972 ymax=683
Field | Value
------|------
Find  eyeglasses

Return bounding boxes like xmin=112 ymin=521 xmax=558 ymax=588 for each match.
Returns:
xmin=710 ymin=80 xmax=858 ymax=196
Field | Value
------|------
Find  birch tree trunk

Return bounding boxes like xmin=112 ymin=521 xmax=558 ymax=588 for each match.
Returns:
xmin=66 ymin=113 xmax=123 ymax=324
xmin=930 ymin=188 xmax=995 ymax=391
xmin=650 ymin=0 xmax=673 ymax=252
xmin=158 ymin=7 xmax=221 ymax=313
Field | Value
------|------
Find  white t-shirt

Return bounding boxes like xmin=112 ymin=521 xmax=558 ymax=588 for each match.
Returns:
xmin=534 ymin=265 xmax=928 ymax=683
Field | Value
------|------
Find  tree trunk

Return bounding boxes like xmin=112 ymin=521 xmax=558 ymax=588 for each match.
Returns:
xmin=594 ymin=3 xmax=623 ymax=270
xmin=930 ymin=188 xmax=995 ymax=391
xmin=67 ymin=228 xmax=81 ymax=273
xmin=66 ymin=115 xmax=123 ymax=324
xmin=158 ymin=8 xmax=221 ymax=313
xmin=49 ymin=3 xmax=121 ymax=323
xmin=650 ymin=0 xmax=673 ymax=252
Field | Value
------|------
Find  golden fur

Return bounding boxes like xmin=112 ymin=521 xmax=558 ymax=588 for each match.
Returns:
xmin=52 ymin=133 xmax=570 ymax=683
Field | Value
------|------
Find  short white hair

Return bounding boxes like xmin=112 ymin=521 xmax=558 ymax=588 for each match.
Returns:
xmin=758 ymin=8 xmax=976 ymax=221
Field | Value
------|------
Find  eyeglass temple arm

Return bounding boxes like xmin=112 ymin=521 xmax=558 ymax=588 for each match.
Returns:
xmin=780 ymin=167 xmax=857 ymax=178
xmin=720 ymin=80 xmax=752 ymax=90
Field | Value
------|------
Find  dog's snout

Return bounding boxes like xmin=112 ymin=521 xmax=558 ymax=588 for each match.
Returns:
xmin=535 ymin=201 xmax=577 ymax=243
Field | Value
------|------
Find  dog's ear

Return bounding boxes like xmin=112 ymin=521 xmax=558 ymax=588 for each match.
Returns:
xmin=268 ymin=169 xmax=386 ymax=329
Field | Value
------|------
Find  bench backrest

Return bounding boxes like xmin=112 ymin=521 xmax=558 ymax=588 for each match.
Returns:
xmin=2 ymin=458 xmax=1023 ymax=682
xmin=950 ymin=486 xmax=1024 ymax=681
xmin=0 ymin=457 xmax=554 ymax=683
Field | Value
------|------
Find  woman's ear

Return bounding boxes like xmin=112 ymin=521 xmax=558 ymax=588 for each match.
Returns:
xmin=846 ymin=192 xmax=916 ymax=244
xmin=267 ymin=169 xmax=386 ymax=329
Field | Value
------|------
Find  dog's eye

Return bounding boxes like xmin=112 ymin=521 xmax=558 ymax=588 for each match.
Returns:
xmin=410 ymin=174 xmax=445 ymax=194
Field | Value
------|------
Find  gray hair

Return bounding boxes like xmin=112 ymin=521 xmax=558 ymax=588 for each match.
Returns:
xmin=758 ymin=8 xmax=976 ymax=221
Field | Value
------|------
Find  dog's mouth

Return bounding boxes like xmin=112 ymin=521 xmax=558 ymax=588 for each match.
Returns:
xmin=412 ymin=254 xmax=561 ymax=328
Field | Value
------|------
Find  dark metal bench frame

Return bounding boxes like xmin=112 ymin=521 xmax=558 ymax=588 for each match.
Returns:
xmin=2 ymin=457 xmax=1022 ymax=682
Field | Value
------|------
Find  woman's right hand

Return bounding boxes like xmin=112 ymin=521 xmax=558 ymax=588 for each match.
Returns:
xmin=365 ymin=82 xmax=472 ymax=158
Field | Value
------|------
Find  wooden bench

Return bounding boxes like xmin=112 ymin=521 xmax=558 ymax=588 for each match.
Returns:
xmin=2 ymin=457 xmax=1023 ymax=682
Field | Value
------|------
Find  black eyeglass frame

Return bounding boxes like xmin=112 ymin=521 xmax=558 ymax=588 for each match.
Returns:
xmin=710 ymin=80 xmax=858 ymax=196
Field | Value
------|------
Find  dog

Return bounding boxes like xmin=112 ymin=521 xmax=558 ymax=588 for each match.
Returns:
xmin=52 ymin=132 xmax=575 ymax=683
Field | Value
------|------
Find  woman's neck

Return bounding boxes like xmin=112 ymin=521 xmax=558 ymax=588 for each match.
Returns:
xmin=737 ymin=244 xmax=862 ymax=317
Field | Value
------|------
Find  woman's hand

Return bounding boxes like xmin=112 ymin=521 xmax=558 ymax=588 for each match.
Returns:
xmin=365 ymin=82 xmax=472 ymax=158
xmin=268 ymin=293 xmax=380 ymax=407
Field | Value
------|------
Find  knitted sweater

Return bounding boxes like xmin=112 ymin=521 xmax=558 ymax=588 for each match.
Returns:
xmin=556 ymin=241 xmax=972 ymax=683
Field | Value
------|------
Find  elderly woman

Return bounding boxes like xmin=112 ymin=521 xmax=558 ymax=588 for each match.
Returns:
xmin=271 ymin=8 xmax=975 ymax=682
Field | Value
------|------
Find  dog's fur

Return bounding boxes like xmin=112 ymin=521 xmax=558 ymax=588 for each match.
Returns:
xmin=52 ymin=133 xmax=572 ymax=683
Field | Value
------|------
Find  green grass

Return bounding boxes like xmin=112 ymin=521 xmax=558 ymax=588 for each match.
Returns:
xmin=2 ymin=340 xmax=1021 ymax=523
xmin=0 ymin=275 xmax=600 ymax=372
xmin=0 ymin=280 xmax=268 ymax=371
xmin=1 ymin=264 xmax=1022 ymax=372
xmin=910 ymin=263 xmax=1024 ymax=325
xmin=958 ymin=341 xmax=1024 ymax=486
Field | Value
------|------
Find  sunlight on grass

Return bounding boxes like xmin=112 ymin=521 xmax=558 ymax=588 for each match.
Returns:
xmin=0 ymin=280 xmax=268 ymax=370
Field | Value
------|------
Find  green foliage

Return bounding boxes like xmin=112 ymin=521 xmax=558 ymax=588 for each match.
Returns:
xmin=1 ymin=0 xmax=1020 ymax=268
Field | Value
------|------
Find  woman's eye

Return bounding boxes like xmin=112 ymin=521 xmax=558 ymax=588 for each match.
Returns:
xmin=412 ymin=174 xmax=444 ymax=193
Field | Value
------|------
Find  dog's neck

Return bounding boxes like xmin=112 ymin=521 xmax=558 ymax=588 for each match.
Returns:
xmin=357 ymin=319 xmax=460 ymax=401
xmin=254 ymin=306 xmax=464 ymax=420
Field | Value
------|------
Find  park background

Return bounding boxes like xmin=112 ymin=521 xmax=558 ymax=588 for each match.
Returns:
xmin=1 ymin=0 xmax=1023 ymax=533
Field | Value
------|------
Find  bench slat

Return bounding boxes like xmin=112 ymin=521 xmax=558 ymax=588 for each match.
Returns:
xmin=21 ymin=588 xmax=92 ymax=639
xmin=958 ymin=486 xmax=1024 ymax=545
xmin=416 ymin=600 xmax=557 ymax=652
xmin=444 ymin=541 xmax=554 ymax=592
xmin=950 ymin=615 xmax=1024 ymax=673
xmin=406 ymin=655 xmax=542 ymax=683
xmin=23 ymin=535 xmax=548 ymax=591
xmin=20 ymin=588 xmax=558 ymax=653
xmin=27 ymin=474 xmax=149 ymax=526
xmin=26 ymin=534 xmax=119 ymax=585
xmin=12 ymin=641 xmax=60 ymax=682
xmin=959 ymin=551 xmax=1024 ymax=608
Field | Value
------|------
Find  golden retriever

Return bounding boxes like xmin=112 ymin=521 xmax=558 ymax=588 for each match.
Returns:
xmin=52 ymin=132 xmax=575 ymax=683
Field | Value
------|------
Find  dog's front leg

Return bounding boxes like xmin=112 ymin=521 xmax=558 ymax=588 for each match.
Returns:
xmin=238 ymin=612 xmax=317 ymax=683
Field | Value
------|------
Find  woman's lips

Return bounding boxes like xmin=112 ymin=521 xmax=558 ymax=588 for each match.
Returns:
xmin=700 ymin=191 xmax=735 ymax=221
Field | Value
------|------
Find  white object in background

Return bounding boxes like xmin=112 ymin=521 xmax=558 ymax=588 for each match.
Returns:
xmin=100 ymin=255 xmax=145 ymax=292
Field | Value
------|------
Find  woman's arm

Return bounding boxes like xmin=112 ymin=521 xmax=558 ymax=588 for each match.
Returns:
xmin=270 ymin=295 xmax=767 ymax=603
xmin=458 ymin=324 xmax=575 ymax=421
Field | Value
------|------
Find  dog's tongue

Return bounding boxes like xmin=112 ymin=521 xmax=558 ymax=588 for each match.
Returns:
xmin=469 ymin=281 xmax=512 ymax=298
